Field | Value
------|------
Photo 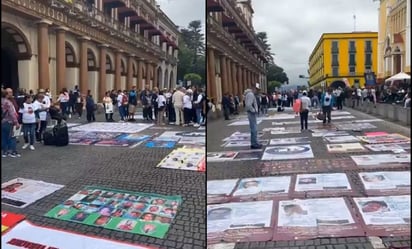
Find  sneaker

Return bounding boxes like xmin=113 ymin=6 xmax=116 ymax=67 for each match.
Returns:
xmin=2 ymin=153 xmax=9 ymax=158
xmin=22 ymin=143 xmax=29 ymax=149
xmin=68 ymin=114 xmax=72 ymax=119
xmin=29 ymin=145 xmax=35 ymax=151
xmin=193 ymin=124 xmax=200 ymax=128
xmin=9 ymin=152 xmax=21 ymax=158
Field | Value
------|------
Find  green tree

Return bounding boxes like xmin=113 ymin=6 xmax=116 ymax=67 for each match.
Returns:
xmin=184 ymin=73 xmax=202 ymax=87
xmin=267 ymin=80 xmax=282 ymax=94
xmin=256 ymin=32 xmax=274 ymax=63
xmin=267 ymin=64 xmax=289 ymax=84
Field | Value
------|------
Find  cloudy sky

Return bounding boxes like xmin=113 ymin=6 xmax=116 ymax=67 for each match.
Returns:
xmin=157 ymin=0 xmax=205 ymax=32
xmin=252 ymin=0 xmax=381 ymax=86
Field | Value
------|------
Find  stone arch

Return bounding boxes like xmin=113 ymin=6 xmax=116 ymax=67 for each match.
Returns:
xmin=87 ymin=48 xmax=97 ymax=71
xmin=1 ymin=22 xmax=32 ymax=60
xmin=106 ymin=54 xmax=114 ymax=73
xmin=132 ymin=61 xmax=137 ymax=76
xmin=157 ymin=66 xmax=163 ymax=89
xmin=330 ymin=80 xmax=346 ymax=89
xmin=65 ymin=41 xmax=77 ymax=67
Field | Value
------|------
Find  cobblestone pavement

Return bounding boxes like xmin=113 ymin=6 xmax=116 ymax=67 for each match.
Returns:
xmin=2 ymin=110 xmax=205 ymax=249
xmin=207 ymin=107 xmax=410 ymax=249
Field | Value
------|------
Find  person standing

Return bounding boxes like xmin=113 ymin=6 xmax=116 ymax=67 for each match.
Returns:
xmin=19 ymin=95 xmax=38 ymax=151
xmin=85 ymin=91 xmax=96 ymax=122
xmin=165 ymin=89 xmax=175 ymax=124
xmin=33 ymin=94 xmax=49 ymax=142
xmin=2 ymin=89 xmax=21 ymax=157
xmin=157 ymin=90 xmax=166 ymax=125
xmin=336 ymin=87 xmax=343 ymax=110
xmin=244 ymin=85 xmax=261 ymax=149
xmin=193 ymin=88 xmax=204 ymax=127
xmin=183 ymin=89 xmax=193 ymax=127
xmin=128 ymin=86 xmax=138 ymax=121
xmin=321 ymin=88 xmax=334 ymax=124
xmin=57 ymin=88 xmax=70 ymax=118
xmin=117 ymin=90 xmax=126 ymax=122
xmin=103 ymin=91 xmax=114 ymax=122
xmin=172 ymin=87 xmax=184 ymax=126
xmin=221 ymin=93 xmax=231 ymax=120
xmin=299 ymin=90 xmax=311 ymax=131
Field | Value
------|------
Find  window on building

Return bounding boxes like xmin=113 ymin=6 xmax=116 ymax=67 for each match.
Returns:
xmin=332 ymin=54 xmax=339 ymax=66
xmin=349 ymin=54 xmax=356 ymax=66
xmin=349 ymin=66 xmax=356 ymax=76
xmin=331 ymin=41 xmax=339 ymax=53
xmin=332 ymin=66 xmax=339 ymax=76
xmin=349 ymin=41 xmax=356 ymax=52
xmin=365 ymin=40 xmax=372 ymax=52
xmin=365 ymin=53 xmax=372 ymax=67
xmin=365 ymin=66 xmax=371 ymax=71
xmin=354 ymin=79 xmax=360 ymax=88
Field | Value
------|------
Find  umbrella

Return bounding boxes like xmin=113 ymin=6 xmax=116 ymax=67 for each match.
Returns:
xmin=385 ymin=72 xmax=410 ymax=83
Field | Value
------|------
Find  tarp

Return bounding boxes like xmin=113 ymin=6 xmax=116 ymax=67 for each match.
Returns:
xmin=385 ymin=72 xmax=410 ymax=83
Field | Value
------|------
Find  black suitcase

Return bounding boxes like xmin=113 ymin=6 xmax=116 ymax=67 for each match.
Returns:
xmin=53 ymin=123 xmax=69 ymax=146
xmin=43 ymin=131 xmax=55 ymax=146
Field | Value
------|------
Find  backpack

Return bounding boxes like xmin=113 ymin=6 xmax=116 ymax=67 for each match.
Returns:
xmin=122 ymin=95 xmax=128 ymax=106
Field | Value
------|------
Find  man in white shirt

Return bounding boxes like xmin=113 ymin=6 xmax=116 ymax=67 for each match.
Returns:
xmin=172 ymin=87 xmax=185 ymax=126
xmin=299 ymin=91 xmax=311 ymax=131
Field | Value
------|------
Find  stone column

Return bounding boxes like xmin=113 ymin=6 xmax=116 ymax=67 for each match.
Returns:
xmin=146 ymin=62 xmax=152 ymax=89
xmin=137 ymin=59 xmax=144 ymax=90
xmin=127 ymin=54 xmax=134 ymax=90
xmin=114 ymin=50 xmax=122 ymax=91
xmin=220 ymin=55 xmax=228 ymax=94
xmin=79 ymin=36 xmax=90 ymax=95
xmin=237 ymin=64 xmax=242 ymax=96
xmin=232 ymin=62 xmax=238 ymax=97
xmin=98 ymin=44 xmax=108 ymax=101
xmin=243 ymin=67 xmax=247 ymax=92
xmin=37 ymin=20 xmax=52 ymax=91
xmin=55 ymin=27 xmax=67 ymax=94
xmin=406 ymin=0 xmax=410 ymax=71
xmin=152 ymin=62 xmax=158 ymax=88
xmin=207 ymin=48 xmax=217 ymax=102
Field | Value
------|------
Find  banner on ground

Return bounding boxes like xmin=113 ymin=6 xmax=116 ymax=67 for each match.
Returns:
xmin=70 ymin=122 xmax=153 ymax=133
xmin=207 ymin=150 xmax=262 ymax=162
xmin=335 ymin=123 xmax=377 ymax=131
xmin=228 ymin=120 xmax=262 ymax=126
xmin=2 ymin=178 xmax=64 ymax=208
xmin=292 ymin=173 xmax=354 ymax=198
xmin=359 ymin=171 xmax=410 ymax=196
xmin=351 ymin=154 xmax=410 ymax=168
xmin=207 ymin=179 xmax=239 ymax=204
xmin=357 ymin=134 xmax=410 ymax=144
xmin=324 ymin=135 xmax=359 ymax=143
xmin=311 ymin=131 xmax=349 ymax=137
xmin=2 ymin=221 xmax=156 ymax=249
xmin=157 ymin=148 xmax=205 ymax=171
xmin=145 ymin=140 xmax=176 ymax=148
xmin=262 ymin=145 xmax=314 ymax=161
xmin=222 ymin=140 xmax=269 ymax=148
xmin=326 ymin=143 xmax=367 ymax=153
xmin=207 ymin=200 xmax=275 ymax=243
xmin=231 ymin=176 xmax=291 ymax=202
xmin=44 ymin=187 xmax=182 ymax=239
xmin=364 ymin=143 xmax=410 ymax=152
xmin=269 ymin=137 xmax=310 ymax=145
xmin=1 ymin=212 xmax=25 ymax=233
xmin=274 ymin=197 xmax=363 ymax=240
xmin=353 ymin=195 xmax=410 ymax=236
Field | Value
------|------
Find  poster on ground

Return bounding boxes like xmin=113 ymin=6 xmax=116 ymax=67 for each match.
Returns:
xmin=324 ymin=135 xmax=359 ymax=143
xmin=70 ymin=131 xmax=122 ymax=140
xmin=293 ymin=173 xmax=353 ymax=198
xmin=331 ymin=111 xmax=352 ymax=116
xmin=178 ymin=136 xmax=205 ymax=146
xmin=364 ymin=143 xmax=410 ymax=152
xmin=207 ymin=200 xmax=274 ymax=243
xmin=153 ymin=131 xmax=182 ymax=142
xmin=44 ymin=187 xmax=182 ymax=239
xmin=2 ymin=178 xmax=64 ymax=208
xmin=357 ymin=134 xmax=410 ymax=144
xmin=262 ymin=145 xmax=314 ymax=161
xmin=359 ymin=171 xmax=410 ymax=196
xmin=269 ymin=137 xmax=310 ymax=145
xmin=207 ymin=179 xmax=239 ymax=204
xmin=69 ymin=137 xmax=100 ymax=145
xmin=270 ymin=129 xmax=302 ymax=135
xmin=351 ymin=154 xmax=410 ymax=167
xmin=353 ymin=195 xmax=410 ymax=236
xmin=326 ymin=143 xmax=367 ymax=153
xmin=311 ymin=131 xmax=349 ymax=137
xmin=116 ymin=134 xmax=152 ymax=143
xmin=263 ymin=127 xmax=285 ymax=132
xmin=207 ymin=152 xmax=238 ymax=162
xmin=335 ymin=123 xmax=377 ymax=131
xmin=2 ymin=221 xmax=156 ymax=249
xmin=228 ymin=120 xmax=262 ymax=126
xmin=231 ymin=176 xmax=291 ymax=202
xmin=94 ymin=139 xmax=137 ymax=147
xmin=233 ymin=150 xmax=262 ymax=160
xmin=259 ymin=158 xmax=357 ymax=175
xmin=222 ymin=140 xmax=268 ymax=148
xmin=274 ymin=198 xmax=363 ymax=240
xmin=70 ymin=122 xmax=153 ymax=133
xmin=223 ymin=132 xmax=263 ymax=141
xmin=1 ymin=212 xmax=25 ymax=233
xmin=364 ymin=131 xmax=388 ymax=136
xmin=157 ymin=148 xmax=205 ymax=171
xmin=145 ymin=140 xmax=176 ymax=148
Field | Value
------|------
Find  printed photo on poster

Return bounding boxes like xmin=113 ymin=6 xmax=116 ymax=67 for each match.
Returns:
xmin=207 ymin=151 xmax=238 ymax=162
xmin=262 ymin=145 xmax=314 ymax=161
xmin=326 ymin=143 xmax=367 ymax=153
xmin=324 ymin=135 xmax=359 ymax=143
xmin=295 ymin=173 xmax=351 ymax=192
xmin=231 ymin=176 xmax=291 ymax=197
xmin=359 ymin=171 xmax=410 ymax=190
xmin=269 ymin=137 xmax=310 ymax=145
xmin=157 ymin=148 xmax=205 ymax=171
xmin=207 ymin=179 xmax=239 ymax=198
xmin=351 ymin=154 xmax=410 ymax=166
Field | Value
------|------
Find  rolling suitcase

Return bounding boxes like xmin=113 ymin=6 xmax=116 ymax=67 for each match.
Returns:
xmin=53 ymin=123 xmax=69 ymax=146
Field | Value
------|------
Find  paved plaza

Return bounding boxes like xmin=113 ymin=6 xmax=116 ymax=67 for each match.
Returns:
xmin=207 ymin=107 xmax=410 ymax=249
xmin=2 ymin=111 xmax=205 ymax=249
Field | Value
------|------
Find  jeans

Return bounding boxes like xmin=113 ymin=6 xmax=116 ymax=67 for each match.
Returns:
xmin=118 ymin=106 xmax=126 ymax=120
xmin=337 ymin=96 xmax=343 ymax=110
xmin=183 ymin=108 xmax=192 ymax=125
xmin=261 ymin=104 xmax=268 ymax=115
xmin=247 ymin=111 xmax=259 ymax=147
xmin=300 ymin=110 xmax=309 ymax=130
xmin=223 ymin=106 xmax=230 ymax=120
xmin=2 ymin=122 xmax=17 ymax=153
xmin=86 ymin=107 xmax=95 ymax=122
xmin=23 ymin=123 xmax=36 ymax=145
xmin=36 ymin=120 xmax=47 ymax=141
xmin=322 ymin=106 xmax=332 ymax=123
xmin=196 ymin=108 xmax=202 ymax=124
xmin=60 ymin=102 xmax=69 ymax=116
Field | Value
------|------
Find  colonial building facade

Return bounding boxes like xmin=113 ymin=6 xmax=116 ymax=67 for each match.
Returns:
xmin=377 ymin=0 xmax=410 ymax=82
xmin=308 ymin=32 xmax=378 ymax=89
xmin=207 ymin=0 xmax=268 ymax=107
xmin=2 ymin=0 xmax=178 ymax=100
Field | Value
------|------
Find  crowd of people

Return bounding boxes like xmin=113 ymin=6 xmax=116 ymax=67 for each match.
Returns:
xmin=1 ymin=84 xmax=207 ymax=158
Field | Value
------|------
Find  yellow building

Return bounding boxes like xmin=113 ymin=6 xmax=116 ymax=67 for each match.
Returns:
xmin=377 ymin=0 xmax=410 ymax=83
xmin=308 ymin=32 xmax=378 ymax=89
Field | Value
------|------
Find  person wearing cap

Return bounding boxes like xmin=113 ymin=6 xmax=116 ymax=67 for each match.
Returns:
xmin=299 ymin=90 xmax=311 ymax=131
xmin=244 ymin=84 xmax=262 ymax=149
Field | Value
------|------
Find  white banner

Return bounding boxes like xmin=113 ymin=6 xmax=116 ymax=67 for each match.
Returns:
xmin=364 ymin=143 xmax=410 ymax=152
xmin=351 ymin=154 xmax=410 ymax=166
xmin=295 ymin=173 xmax=351 ymax=192
xmin=353 ymin=195 xmax=410 ymax=225
xmin=269 ymin=137 xmax=310 ymax=145
xmin=222 ymin=140 xmax=268 ymax=148
xmin=207 ymin=179 xmax=239 ymax=197
xmin=311 ymin=131 xmax=349 ymax=137
xmin=228 ymin=120 xmax=262 ymax=126
xmin=2 ymin=221 xmax=154 ymax=249
xmin=359 ymin=171 xmax=410 ymax=190
xmin=262 ymin=145 xmax=314 ymax=161
xmin=326 ymin=143 xmax=367 ymax=153
xmin=2 ymin=178 xmax=64 ymax=208
xmin=70 ymin=122 xmax=153 ymax=133
xmin=207 ymin=201 xmax=273 ymax=233
xmin=207 ymin=152 xmax=238 ymax=162
xmin=324 ymin=135 xmax=359 ymax=143
xmin=232 ymin=176 xmax=291 ymax=196
xmin=278 ymin=198 xmax=355 ymax=227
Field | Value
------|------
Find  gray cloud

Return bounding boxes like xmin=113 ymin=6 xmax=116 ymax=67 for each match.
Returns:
xmin=252 ymin=0 xmax=380 ymax=86
xmin=157 ymin=0 xmax=205 ymax=31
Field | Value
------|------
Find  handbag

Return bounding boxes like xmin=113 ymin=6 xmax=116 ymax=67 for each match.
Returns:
xmin=316 ymin=112 xmax=325 ymax=120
